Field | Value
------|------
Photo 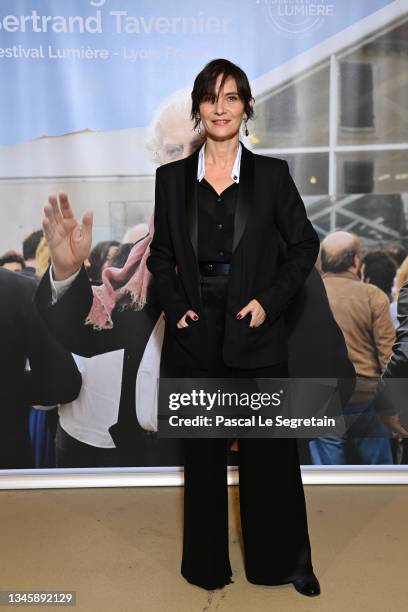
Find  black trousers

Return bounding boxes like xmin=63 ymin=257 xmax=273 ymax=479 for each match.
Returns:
xmin=166 ymin=274 xmax=314 ymax=590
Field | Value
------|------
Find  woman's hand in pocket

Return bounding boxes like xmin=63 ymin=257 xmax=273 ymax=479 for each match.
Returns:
xmin=236 ymin=299 xmax=266 ymax=328
xmin=177 ymin=310 xmax=199 ymax=328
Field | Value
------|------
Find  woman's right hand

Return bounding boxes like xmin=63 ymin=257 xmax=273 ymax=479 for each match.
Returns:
xmin=177 ymin=310 xmax=199 ymax=328
xmin=42 ymin=192 xmax=93 ymax=280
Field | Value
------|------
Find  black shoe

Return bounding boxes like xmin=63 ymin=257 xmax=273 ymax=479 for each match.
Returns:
xmin=292 ymin=573 xmax=321 ymax=597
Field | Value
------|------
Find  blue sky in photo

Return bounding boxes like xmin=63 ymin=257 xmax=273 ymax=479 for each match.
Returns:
xmin=0 ymin=0 xmax=395 ymax=144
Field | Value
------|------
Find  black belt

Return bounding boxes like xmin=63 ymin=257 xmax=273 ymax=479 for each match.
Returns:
xmin=199 ymin=262 xmax=231 ymax=276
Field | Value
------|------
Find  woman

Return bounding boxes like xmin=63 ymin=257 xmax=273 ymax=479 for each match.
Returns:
xmin=38 ymin=59 xmax=354 ymax=597
xmin=145 ymin=59 xmax=320 ymax=595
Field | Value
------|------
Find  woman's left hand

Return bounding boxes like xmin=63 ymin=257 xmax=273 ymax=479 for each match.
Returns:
xmin=236 ymin=299 xmax=266 ymax=328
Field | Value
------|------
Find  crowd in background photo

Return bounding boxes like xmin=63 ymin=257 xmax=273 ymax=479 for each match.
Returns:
xmin=0 ymin=61 xmax=407 ymax=468
xmin=2 ymin=220 xmax=408 ymax=470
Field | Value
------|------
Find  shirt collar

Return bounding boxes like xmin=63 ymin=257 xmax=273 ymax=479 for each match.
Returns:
xmin=197 ymin=141 xmax=242 ymax=183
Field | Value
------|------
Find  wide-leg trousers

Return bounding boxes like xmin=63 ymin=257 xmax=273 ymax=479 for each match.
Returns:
xmin=166 ymin=274 xmax=314 ymax=590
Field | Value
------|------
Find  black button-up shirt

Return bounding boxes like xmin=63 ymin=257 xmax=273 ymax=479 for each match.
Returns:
xmin=197 ymin=178 xmax=238 ymax=263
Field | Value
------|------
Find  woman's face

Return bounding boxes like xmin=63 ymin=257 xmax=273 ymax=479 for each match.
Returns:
xmin=198 ymin=74 xmax=246 ymax=141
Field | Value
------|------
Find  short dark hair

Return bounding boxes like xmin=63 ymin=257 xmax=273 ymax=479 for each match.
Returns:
xmin=23 ymin=229 xmax=43 ymax=260
xmin=191 ymin=58 xmax=254 ymax=129
xmin=362 ymin=250 xmax=397 ymax=298
xmin=87 ymin=240 xmax=120 ymax=284
xmin=0 ymin=250 xmax=26 ymax=268
xmin=321 ymin=240 xmax=360 ymax=273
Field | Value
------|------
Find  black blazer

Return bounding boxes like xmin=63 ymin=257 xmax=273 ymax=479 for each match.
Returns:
xmin=146 ymin=142 xmax=320 ymax=369
xmin=34 ymin=262 xmax=355 ymax=466
xmin=0 ymin=268 xmax=82 ymax=468
xmin=34 ymin=266 xmax=184 ymax=466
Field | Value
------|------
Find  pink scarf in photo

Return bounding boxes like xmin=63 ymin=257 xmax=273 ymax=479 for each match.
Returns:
xmin=85 ymin=212 xmax=154 ymax=330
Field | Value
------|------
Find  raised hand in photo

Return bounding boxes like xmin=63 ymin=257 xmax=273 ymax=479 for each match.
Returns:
xmin=42 ymin=192 xmax=93 ymax=280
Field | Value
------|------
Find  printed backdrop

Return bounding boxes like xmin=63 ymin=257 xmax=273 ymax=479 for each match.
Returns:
xmin=1 ymin=0 xmax=407 ymax=475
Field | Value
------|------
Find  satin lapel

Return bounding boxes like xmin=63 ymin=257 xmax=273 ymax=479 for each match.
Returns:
xmin=233 ymin=143 xmax=254 ymax=253
xmin=184 ymin=149 xmax=200 ymax=259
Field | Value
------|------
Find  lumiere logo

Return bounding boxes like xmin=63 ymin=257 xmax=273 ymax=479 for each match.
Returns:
xmin=256 ymin=0 xmax=335 ymax=38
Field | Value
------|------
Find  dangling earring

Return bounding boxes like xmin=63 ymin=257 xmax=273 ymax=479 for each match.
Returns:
xmin=244 ymin=118 xmax=249 ymax=137
xmin=195 ymin=115 xmax=202 ymax=134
